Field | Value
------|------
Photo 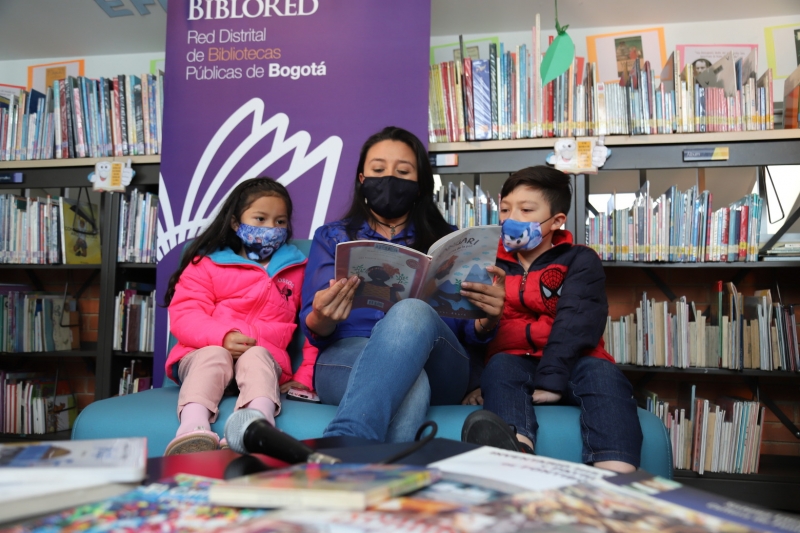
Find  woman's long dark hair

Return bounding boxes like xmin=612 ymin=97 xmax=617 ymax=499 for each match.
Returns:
xmin=163 ymin=177 xmax=293 ymax=306
xmin=343 ymin=126 xmax=453 ymax=253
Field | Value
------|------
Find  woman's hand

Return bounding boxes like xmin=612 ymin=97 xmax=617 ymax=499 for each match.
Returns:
xmin=532 ymin=390 xmax=562 ymax=404
xmin=462 ymin=388 xmax=483 ymax=405
xmin=280 ymin=380 xmax=310 ymax=394
xmin=306 ymin=276 xmax=360 ymax=337
xmin=460 ymin=266 xmax=506 ymax=333
xmin=223 ymin=331 xmax=256 ymax=358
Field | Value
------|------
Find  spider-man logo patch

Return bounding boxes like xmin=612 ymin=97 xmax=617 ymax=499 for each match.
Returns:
xmin=540 ymin=267 xmax=565 ymax=315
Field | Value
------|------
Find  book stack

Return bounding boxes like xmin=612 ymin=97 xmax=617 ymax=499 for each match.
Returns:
xmin=586 ymin=183 xmax=763 ymax=263
xmin=603 ymin=284 xmax=800 ymax=371
xmin=0 ymin=285 xmax=80 ymax=354
xmin=1 ymin=373 xmax=75 ymax=435
xmin=436 ymin=181 xmax=499 ymax=229
xmin=117 ymin=188 xmax=159 ymax=263
xmin=112 ymin=282 xmax=156 ymax=353
xmin=0 ymin=72 xmax=164 ymax=162
xmin=645 ymin=388 xmax=766 ymax=475
xmin=428 ymin=27 xmax=775 ymax=143
xmin=0 ymin=194 xmax=62 ymax=264
xmin=117 ymin=359 xmax=151 ymax=396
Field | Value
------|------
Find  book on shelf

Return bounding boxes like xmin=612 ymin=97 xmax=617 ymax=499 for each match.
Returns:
xmin=1 ymin=373 xmax=75 ymax=435
xmin=59 ymin=195 xmax=101 ymax=265
xmin=117 ymin=358 xmax=152 ymax=396
xmin=641 ymin=391 xmax=766 ymax=475
xmin=334 ymin=225 xmax=500 ymax=319
xmin=0 ymin=73 xmax=163 ymax=162
xmin=603 ymin=284 xmax=799 ymax=372
xmin=784 ymin=62 xmax=800 ymax=129
xmin=117 ymin=188 xmax=159 ymax=263
xmin=208 ymin=463 xmax=439 ymax=511
xmin=0 ymin=286 xmax=80 ymax=354
xmin=113 ymin=283 xmax=156 ymax=354
xmin=586 ymin=182 xmax=763 ymax=264
xmin=427 ymin=29 xmax=776 ymax=143
xmin=0 ymin=194 xmax=62 ymax=265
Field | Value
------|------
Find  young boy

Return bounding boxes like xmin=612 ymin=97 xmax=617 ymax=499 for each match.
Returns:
xmin=461 ymin=166 xmax=642 ymax=473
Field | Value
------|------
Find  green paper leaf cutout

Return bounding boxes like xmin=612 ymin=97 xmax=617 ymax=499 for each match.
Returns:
xmin=541 ymin=32 xmax=575 ymax=86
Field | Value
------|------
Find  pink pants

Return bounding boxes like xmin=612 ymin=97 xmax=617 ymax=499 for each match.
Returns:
xmin=177 ymin=345 xmax=282 ymax=422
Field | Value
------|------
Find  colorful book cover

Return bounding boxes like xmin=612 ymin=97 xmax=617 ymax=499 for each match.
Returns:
xmin=208 ymin=463 xmax=440 ymax=511
xmin=334 ymin=226 xmax=500 ymax=319
xmin=59 ymin=196 xmax=101 ymax=264
xmin=8 ymin=475 xmax=274 ymax=533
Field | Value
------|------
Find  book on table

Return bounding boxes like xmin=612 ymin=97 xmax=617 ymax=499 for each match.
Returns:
xmin=0 ymin=437 xmax=147 ymax=483
xmin=208 ymin=463 xmax=439 ymax=511
xmin=334 ymin=225 xmax=501 ymax=319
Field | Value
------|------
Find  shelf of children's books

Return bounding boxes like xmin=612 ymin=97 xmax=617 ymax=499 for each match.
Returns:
xmin=674 ymin=455 xmax=800 ymax=483
xmin=601 ymin=261 xmax=800 ymax=269
xmin=0 ymin=155 xmax=161 ymax=170
xmin=618 ymin=365 xmax=799 ymax=377
xmin=112 ymin=351 xmax=154 ymax=358
xmin=429 ymin=129 xmax=800 ymax=153
xmin=0 ymin=350 xmax=97 ymax=358
xmin=118 ymin=262 xmax=157 ymax=269
xmin=0 ymin=263 xmax=101 ymax=269
xmin=0 ymin=429 xmax=72 ymax=442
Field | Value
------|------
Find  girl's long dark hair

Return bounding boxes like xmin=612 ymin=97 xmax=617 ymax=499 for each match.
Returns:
xmin=343 ymin=126 xmax=452 ymax=253
xmin=163 ymin=177 xmax=293 ymax=306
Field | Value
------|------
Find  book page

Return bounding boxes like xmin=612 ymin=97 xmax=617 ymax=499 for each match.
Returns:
xmin=421 ymin=226 xmax=501 ymax=320
xmin=334 ymin=241 xmax=430 ymax=314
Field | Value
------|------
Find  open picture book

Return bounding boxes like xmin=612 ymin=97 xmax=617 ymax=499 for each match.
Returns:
xmin=335 ymin=225 xmax=501 ymax=319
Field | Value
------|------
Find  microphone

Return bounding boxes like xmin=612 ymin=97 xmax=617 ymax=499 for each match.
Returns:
xmin=224 ymin=409 xmax=341 ymax=465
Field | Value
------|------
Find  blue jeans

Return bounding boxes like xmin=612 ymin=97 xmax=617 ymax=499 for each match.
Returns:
xmin=314 ymin=299 xmax=471 ymax=442
xmin=481 ymin=353 xmax=643 ymax=467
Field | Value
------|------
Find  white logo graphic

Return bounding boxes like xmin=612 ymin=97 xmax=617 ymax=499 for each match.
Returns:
xmin=157 ymin=98 xmax=343 ymax=260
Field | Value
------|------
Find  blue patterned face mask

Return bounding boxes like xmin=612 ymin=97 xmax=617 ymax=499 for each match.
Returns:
xmin=501 ymin=217 xmax=553 ymax=253
xmin=235 ymin=224 xmax=288 ymax=261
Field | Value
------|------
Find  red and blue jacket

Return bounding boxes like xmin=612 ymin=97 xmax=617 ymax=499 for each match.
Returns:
xmin=488 ymin=229 xmax=614 ymax=394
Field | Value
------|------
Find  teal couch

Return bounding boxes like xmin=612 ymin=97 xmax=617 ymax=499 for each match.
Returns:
xmin=73 ymin=240 xmax=673 ymax=478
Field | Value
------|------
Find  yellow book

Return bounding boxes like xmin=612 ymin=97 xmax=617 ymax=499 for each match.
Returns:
xmin=59 ymin=196 xmax=101 ymax=265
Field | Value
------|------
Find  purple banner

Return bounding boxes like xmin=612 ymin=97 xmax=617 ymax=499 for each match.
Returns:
xmin=155 ymin=0 xmax=432 ymax=386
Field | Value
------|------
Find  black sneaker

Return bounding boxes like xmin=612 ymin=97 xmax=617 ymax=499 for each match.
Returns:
xmin=461 ymin=410 xmax=534 ymax=454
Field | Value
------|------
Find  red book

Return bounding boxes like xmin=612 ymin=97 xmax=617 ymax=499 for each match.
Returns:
xmin=112 ymin=77 xmax=123 ymax=156
xmin=704 ymin=193 xmax=713 ymax=262
xmin=462 ymin=58 xmax=474 ymax=141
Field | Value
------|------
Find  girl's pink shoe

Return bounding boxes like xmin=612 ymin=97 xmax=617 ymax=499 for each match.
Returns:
xmin=164 ymin=427 xmax=219 ymax=455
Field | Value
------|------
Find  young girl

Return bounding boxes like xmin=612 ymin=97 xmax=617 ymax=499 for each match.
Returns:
xmin=163 ymin=177 xmax=317 ymax=455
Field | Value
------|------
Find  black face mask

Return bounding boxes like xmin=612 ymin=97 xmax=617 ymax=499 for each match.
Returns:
xmin=361 ymin=176 xmax=419 ymax=220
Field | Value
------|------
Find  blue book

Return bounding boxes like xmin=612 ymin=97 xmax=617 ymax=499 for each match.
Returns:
xmin=489 ymin=43 xmax=498 ymax=139
xmin=472 ymin=59 xmax=491 ymax=140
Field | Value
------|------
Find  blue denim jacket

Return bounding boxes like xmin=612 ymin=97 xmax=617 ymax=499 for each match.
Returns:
xmin=299 ymin=219 xmax=493 ymax=351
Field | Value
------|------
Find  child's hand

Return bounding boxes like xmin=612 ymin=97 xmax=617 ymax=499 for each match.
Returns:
xmin=462 ymin=388 xmax=483 ymax=405
xmin=223 ymin=331 xmax=256 ymax=357
xmin=461 ymin=266 xmax=506 ymax=331
xmin=532 ymin=390 xmax=561 ymax=404
xmin=280 ymin=380 xmax=310 ymax=394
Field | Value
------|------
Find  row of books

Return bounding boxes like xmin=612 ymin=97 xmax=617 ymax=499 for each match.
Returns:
xmin=436 ymin=181 xmax=500 ymax=228
xmin=112 ymin=284 xmax=156 ymax=353
xmin=646 ymin=388 xmax=765 ymax=475
xmin=586 ymin=183 xmax=763 ymax=263
xmin=118 ymin=359 xmax=151 ymax=396
xmin=0 ymin=285 xmax=80 ymax=354
xmin=1 ymin=372 xmax=75 ymax=435
xmin=117 ymin=189 xmax=159 ymax=263
xmin=0 ymin=193 xmax=102 ymax=265
xmin=603 ymin=284 xmax=800 ymax=371
xmin=0 ymin=72 xmax=163 ymax=162
xmin=428 ymin=23 xmax=777 ymax=143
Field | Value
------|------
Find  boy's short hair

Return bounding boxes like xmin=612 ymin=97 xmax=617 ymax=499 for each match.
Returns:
xmin=500 ymin=166 xmax=572 ymax=216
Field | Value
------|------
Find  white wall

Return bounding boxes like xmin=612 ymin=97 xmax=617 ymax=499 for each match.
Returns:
xmin=431 ymin=14 xmax=799 ymax=102
xmin=0 ymin=52 xmax=163 ymax=88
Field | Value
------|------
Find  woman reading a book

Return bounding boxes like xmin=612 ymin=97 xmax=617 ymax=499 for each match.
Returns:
xmin=300 ymin=126 xmax=506 ymax=442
